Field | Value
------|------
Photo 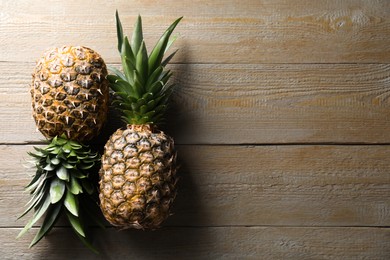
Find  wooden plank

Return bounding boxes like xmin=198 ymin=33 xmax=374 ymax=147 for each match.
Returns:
xmin=4 ymin=144 xmax=390 ymax=227
xmin=2 ymin=63 xmax=390 ymax=144
xmin=5 ymin=227 xmax=390 ymax=259
xmin=0 ymin=0 xmax=389 ymax=63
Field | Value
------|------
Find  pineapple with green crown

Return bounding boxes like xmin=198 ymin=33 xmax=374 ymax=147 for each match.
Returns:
xmin=18 ymin=46 xmax=109 ymax=252
xmin=99 ymin=12 xmax=182 ymax=229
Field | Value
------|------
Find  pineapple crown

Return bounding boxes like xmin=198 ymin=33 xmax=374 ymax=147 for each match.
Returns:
xmin=18 ymin=135 xmax=102 ymax=252
xmin=109 ymin=11 xmax=182 ymax=126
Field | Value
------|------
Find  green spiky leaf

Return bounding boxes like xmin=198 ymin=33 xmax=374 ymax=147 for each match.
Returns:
xmin=74 ymin=229 xmax=99 ymax=254
xmin=121 ymin=37 xmax=136 ymax=84
xmin=162 ymin=49 xmax=178 ymax=67
xmin=136 ymin=41 xmax=148 ymax=85
xmin=29 ymin=203 xmax=62 ymax=248
xmin=19 ymin=136 xmax=102 ymax=252
xmin=81 ymin=179 xmax=94 ymax=195
xmin=146 ymin=66 xmax=163 ymax=90
xmin=115 ymin=10 xmax=124 ymax=53
xmin=131 ymin=15 xmax=143 ymax=56
xmin=56 ymin=166 xmax=69 ymax=181
xmin=50 ymin=179 xmax=65 ymax=204
xmin=18 ymin=190 xmax=45 ymax=220
xmin=67 ymin=211 xmax=85 ymax=237
xmin=112 ymin=12 xmax=182 ymax=126
xmin=43 ymin=164 xmax=55 ymax=171
xmin=108 ymin=66 xmax=126 ymax=81
xmin=50 ymin=157 xmax=60 ymax=165
xmin=17 ymin=194 xmax=51 ymax=239
xmin=148 ymin=16 xmax=182 ymax=75
xmin=64 ymin=190 xmax=79 ymax=216
xmin=68 ymin=176 xmax=83 ymax=195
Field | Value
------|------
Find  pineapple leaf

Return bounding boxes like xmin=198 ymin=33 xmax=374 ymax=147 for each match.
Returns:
xmin=69 ymin=169 xmax=88 ymax=179
xmin=29 ymin=203 xmax=62 ymax=248
xmin=56 ymin=166 xmax=69 ymax=181
xmin=142 ymin=92 xmax=154 ymax=102
xmin=115 ymin=102 xmax=133 ymax=111
xmin=18 ymin=190 xmax=45 ymax=220
xmin=50 ymin=157 xmax=60 ymax=165
xmin=136 ymin=41 xmax=148 ymax=85
xmin=139 ymin=105 xmax=149 ymax=115
xmin=160 ymin=70 xmax=173 ymax=85
xmin=27 ymin=151 xmax=44 ymax=160
xmin=17 ymin=194 xmax=51 ymax=238
xmin=69 ymin=140 xmax=82 ymax=149
xmin=131 ymin=15 xmax=143 ymax=56
xmin=134 ymin=97 xmax=147 ymax=110
xmin=146 ymin=66 xmax=163 ymax=90
xmin=121 ymin=58 xmax=135 ymax=86
xmin=62 ymin=142 xmax=72 ymax=153
xmin=26 ymin=174 xmax=46 ymax=194
xmin=148 ymin=17 xmax=182 ymax=75
xmin=165 ymin=34 xmax=178 ymax=53
xmin=54 ymin=137 xmax=67 ymax=146
xmin=146 ymin=99 xmax=156 ymax=110
xmin=143 ymin=110 xmax=157 ymax=119
xmin=25 ymin=170 xmax=43 ymax=189
xmin=74 ymin=230 xmax=100 ymax=254
xmin=68 ymin=176 xmax=83 ymax=195
xmin=43 ymin=164 xmax=55 ymax=171
xmin=64 ymin=190 xmax=79 ymax=216
xmin=49 ymin=178 xmax=65 ymax=204
xmin=107 ymin=74 xmax=121 ymax=83
xmin=148 ymin=81 xmax=164 ymax=95
xmin=108 ymin=75 xmax=137 ymax=98
xmin=79 ymin=162 xmax=95 ymax=170
xmin=66 ymin=211 xmax=85 ymax=237
xmin=108 ymin=66 xmax=126 ymax=81
xmin=112 ymin=91 xmax=129 ymax=100
xmin=122 ymin=37 xmax=136 ymax=70
xmin=62 ymin=161 xmax=75 ymax=169
xmin=133 ymin=71 xmax=145 ymax=97
xmin=115 ymin=10 xmax=124 ymax=53
xmin=161 ymin=49 xmax=178 ymax=67
xmin=81 ymin=179 xmax=94 ymax=195
xmin=154 ymin=104 xmax=167 ymax=115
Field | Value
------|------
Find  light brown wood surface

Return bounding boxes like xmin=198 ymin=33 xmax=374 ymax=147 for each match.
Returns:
xmin=2 ymin=63 xmax=390 ymax=144
xmin=4 ymin=227 xmax=390 ymax=259
xmin=0 ymin=0 xmax=389 ymax=63
xmin=3 ymin=145 xmax=390 ymax=227
xmin=1 ymin=0 xmax=389 ymax=259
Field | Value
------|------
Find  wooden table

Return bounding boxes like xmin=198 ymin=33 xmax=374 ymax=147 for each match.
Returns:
xmin=1 ymin=0 xmax=389 ymax=259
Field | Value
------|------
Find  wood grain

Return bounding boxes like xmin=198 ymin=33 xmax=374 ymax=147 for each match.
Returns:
xmin=2 ymin=62 xmax=390 ymax=144
xmin=4 ymin=227 xmax=390 ymax=259
xmin=1 ymin=1 xmax=390 ymax=259
xmin=0 ymin=0 xmax=389 ymax=63
xmin=4 ymin=145 xmax=389 ymax=227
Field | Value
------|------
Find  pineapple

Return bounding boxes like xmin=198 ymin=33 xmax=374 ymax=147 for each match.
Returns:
xmin=31 ymin=46 xmax=109 ymax=142
xmin=99 ymin=12 xmax=182 ymax=229
xmin=18 ymin=46 xmax=109 ymax=251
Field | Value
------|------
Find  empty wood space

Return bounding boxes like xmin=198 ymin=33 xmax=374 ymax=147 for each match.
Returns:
xmin=0 ymin=0 xmax=389 ymax=259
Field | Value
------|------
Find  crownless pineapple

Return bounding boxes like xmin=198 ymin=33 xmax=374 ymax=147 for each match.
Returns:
xmin=99 ymin=12 xmax=182 ymax=229
xmin=31 ymin=46 xmax=109 ymax=142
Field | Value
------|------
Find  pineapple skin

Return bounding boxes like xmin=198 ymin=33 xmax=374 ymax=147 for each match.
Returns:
xmin=99 ymin=124 xmax=177 ymax=229
xmin=31 ymin=46 xmax=109 ymax=142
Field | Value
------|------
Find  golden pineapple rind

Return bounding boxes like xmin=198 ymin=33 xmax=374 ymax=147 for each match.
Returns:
xmin=31 ymin=46 xmax=109 ymax=142
xmin=99 ymin=124 xmax=177 ymax=229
